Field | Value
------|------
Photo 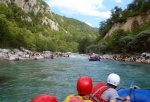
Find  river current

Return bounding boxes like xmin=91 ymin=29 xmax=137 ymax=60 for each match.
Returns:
xmin=0 ymin=54 xmax=150 ymax=102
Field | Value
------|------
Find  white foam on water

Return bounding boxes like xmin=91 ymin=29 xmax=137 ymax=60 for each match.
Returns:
xmin=69 ymin=53 xmax=88 ymax=59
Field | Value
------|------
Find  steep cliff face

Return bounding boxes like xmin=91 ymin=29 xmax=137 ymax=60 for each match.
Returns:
xmin=0 ymin=0 xmax=59 ymax=30
xmin=104 ymin=10 xmax=150 ymax=39
xmin=0 ymin=0 xmax=50 ymax=14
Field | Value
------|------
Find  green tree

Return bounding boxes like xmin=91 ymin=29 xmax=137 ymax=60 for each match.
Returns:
xmin=78 ymin=37 xmax=92 ymax=53
xmin=129 ymin=30 xmax=150 ymax=52
xmin=0 ymin=16 xmax=13 ymax=47
xmin=111 ymin=6 xmax=123 ymax=23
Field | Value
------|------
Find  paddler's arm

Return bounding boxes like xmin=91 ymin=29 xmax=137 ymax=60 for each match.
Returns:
xmin=117 ymin=95 xmax=130 ymax=101
xmin=110 ymin=99 xmax=116 ymax=102
xmin=109 ymin=97 xmax=127 ymax=102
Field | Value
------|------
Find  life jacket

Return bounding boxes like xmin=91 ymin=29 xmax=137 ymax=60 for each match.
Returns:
xmin=64 ymin=94 xmax=92 ymax=102
xmin=69 ymin=95 xmax=84 ymax=102
xmin=90 ymin=82 xmax=108 ymax=102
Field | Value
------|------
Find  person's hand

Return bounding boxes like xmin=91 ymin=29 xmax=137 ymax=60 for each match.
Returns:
xmin=124 ymin=95 xmax=130 ymax=102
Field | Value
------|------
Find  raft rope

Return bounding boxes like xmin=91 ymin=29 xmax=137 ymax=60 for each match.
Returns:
xmin=132 ymin=88 xmax=136 ymax=102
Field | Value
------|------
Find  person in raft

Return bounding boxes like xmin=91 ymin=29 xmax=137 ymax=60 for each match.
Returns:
xmin=90 ymin=73 xmax=130 ymax=102
xmin=31 ymin=94 xmax=58 ymax=102
xmin=64 ymin=76 xmax=93 ymax=102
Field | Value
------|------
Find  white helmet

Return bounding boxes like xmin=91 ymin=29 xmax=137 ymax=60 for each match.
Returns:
xmin=107 ymin=73 xmax=120 ymax=86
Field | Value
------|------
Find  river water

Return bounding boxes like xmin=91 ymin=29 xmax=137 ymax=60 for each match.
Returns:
xmin=0 ymin=54 xmax=150 ymax=102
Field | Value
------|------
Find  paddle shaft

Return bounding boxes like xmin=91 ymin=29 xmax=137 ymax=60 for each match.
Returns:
xmin=128 ymin=80 xmax=134 ymax=95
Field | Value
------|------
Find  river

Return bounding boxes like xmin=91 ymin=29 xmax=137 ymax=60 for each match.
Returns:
xmin=0 ymin=53 xmax=150 ymax=102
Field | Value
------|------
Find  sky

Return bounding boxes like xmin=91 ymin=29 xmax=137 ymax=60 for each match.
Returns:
xmin=44 ymin=0 xmax=133 ymax=28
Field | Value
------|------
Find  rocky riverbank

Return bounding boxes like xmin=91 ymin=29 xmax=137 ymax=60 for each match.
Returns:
xmin=100 ymin=53 xmax=150 ymax=64
xmin=0 ymin=47 xmax=69 ymax=61
xmin=1 ymin=47 xmax=149 ymax=64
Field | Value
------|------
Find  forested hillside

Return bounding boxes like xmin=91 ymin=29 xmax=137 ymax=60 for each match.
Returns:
xmin=88 ymin=0 xmax=150 ymax=54
xmin=0 ymin=0 xmax=98 ymax=53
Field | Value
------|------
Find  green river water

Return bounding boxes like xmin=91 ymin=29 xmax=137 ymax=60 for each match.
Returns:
xmin=0 ymin=54 xmax=150 ymax=102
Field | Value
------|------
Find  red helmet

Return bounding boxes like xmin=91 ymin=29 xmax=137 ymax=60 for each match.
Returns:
xmin=31 ymin=94 xmax=58 ymax=102
xmin=77 ymin=76 xmax=93 ymax=95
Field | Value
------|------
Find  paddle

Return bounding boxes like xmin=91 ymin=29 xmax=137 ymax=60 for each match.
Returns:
xmin=124 ymin=80 xmax=134 ymax=102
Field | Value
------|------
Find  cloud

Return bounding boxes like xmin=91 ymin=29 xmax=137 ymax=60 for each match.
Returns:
xmin=115 ymin=0 xmax=122 ymax=3
xmin=85 ymin=22 xmax=92 ymax=26
xmin=45 ymin=0 xmax=111 ymax=18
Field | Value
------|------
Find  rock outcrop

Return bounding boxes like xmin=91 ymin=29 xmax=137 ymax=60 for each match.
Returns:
xmin=0 ymin=0 xmax=59 ymax=30
xmin=104 ymin=10 xmax=150 ymax=39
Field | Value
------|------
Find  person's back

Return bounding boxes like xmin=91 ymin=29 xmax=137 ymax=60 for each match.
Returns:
xmin=64 ymin=76 xmax=93 ymax=102
xmin=101 ymin=85 xmax=119 ymax=102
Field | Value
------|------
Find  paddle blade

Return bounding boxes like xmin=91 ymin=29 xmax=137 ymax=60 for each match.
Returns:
xmin=130 ymin=80 xmax=134 ymax=88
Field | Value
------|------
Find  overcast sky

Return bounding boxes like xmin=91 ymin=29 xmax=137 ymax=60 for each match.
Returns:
xmin=44 ymin=0 xmax=132 ymax=28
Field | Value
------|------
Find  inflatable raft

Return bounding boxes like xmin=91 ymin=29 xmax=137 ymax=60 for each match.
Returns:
xmin=89 ymin=57 xmax=100 ymax=61
xmin=117 ymin=88 xmax=150 ymax=102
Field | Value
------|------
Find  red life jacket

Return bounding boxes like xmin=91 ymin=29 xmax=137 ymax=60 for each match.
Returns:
xmin=90 ymin=82 xmax=108 ymax=102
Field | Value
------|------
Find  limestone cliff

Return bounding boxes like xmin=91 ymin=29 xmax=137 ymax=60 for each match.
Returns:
xmin=0 ymin=0 xmax=59 ymax=30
